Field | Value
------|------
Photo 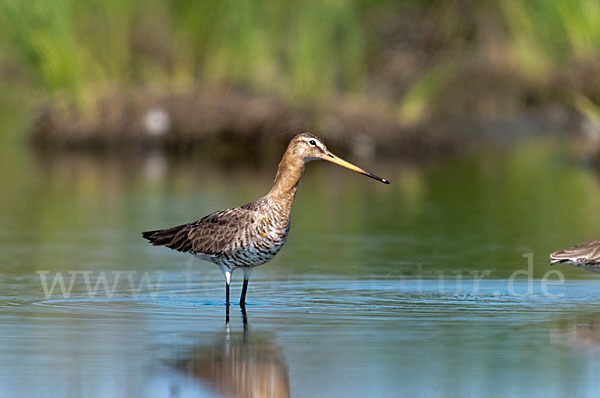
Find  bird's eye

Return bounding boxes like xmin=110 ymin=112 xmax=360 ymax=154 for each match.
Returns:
xmin=309 ymin=139 xmax=316 ymax=146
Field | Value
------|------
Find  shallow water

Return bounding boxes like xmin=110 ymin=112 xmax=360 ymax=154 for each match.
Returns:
xmin=2 ymin=137 xmax=600 ymax=397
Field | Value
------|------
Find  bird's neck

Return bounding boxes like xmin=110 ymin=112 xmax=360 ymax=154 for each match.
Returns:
xmin=268 ymin=151 xmax=305 ymax=201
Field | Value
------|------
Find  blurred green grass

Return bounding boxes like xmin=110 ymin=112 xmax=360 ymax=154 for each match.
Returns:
xmin=1 ymin=0 xmax=600 ymax=135
xmin=0 ymin=0 xmax=369 ymax=106
xmin=501 ymin=0 xmax=600 ymax=122
xmin=502 ymin=0 xmax=600 ymax=77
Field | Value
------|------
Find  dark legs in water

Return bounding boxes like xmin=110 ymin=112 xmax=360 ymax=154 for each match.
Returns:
xmin=223 ymin=268 xmax=252 ymax=324
xmin=225 ymin=270 xmax=231 ymax=323
xmin=226 ymin=281 xmax=230 ymax=306
xmin=240 ymin=279 xmax=249 ymax=308
xmin=240 ymin=268 xmax=252 ymax=307
xmin=240 ymin=303 xmax=248 ymax=329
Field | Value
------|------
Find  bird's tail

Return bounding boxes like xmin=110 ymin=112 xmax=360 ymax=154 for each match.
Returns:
xmin=142 ymin=224 xmax=188 ymax=247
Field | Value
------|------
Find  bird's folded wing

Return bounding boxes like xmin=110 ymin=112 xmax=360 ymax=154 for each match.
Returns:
xmin=142 ymin=207 xmax=252 ymax=255
xmin=550 ymin=240 xmax=600 ymax=264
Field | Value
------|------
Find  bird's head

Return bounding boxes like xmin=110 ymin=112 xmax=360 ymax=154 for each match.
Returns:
xmin=289 ymin=133 xmax=389 ymax=184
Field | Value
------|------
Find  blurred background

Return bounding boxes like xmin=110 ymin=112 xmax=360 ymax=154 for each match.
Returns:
xmin=1 ymin=0 xmax=600 ymax=158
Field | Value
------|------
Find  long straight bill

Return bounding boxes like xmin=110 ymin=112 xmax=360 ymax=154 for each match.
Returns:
xmin=323 ymin=152 xmax=390 ymax=184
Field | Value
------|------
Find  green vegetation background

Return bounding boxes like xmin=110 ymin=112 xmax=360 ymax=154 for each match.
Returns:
xmin=1 ymin=0 xmax=600 ymax=140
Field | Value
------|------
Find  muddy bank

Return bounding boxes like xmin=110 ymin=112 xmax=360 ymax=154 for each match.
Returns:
xmin=31 ymin=76 xmax=579 ymax=162
xmin=32 ymin=84 xmax=462 ymax=161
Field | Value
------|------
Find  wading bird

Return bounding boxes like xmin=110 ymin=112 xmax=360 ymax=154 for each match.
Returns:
xmin=550 ymin=240 xmax=600 ymax=272
xmin=142 ymin=133 xmax=389 ymax=312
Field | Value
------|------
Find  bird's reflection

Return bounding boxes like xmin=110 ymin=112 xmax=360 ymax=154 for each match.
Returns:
xmin=172 ymin=308 xmax=290 ymax=398
xmin=550 ymin=313 xmax=600 ymax=348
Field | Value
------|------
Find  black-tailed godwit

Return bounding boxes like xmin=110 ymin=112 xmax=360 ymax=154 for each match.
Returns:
xmin=142 ymin=133 xmax=389 ymax=311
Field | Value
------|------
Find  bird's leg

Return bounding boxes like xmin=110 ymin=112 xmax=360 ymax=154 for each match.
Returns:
xmin=224 ymin=270 xmax=231 ymax=323
xmin=240 ymin=280 xmax=248 ymax=307
xmin=240 ymin=268 xmax=253 ymax=307
xmin=240 ymin=305 xmax=248 ymax=331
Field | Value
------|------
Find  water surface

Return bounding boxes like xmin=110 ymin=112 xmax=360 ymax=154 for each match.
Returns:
xmin=2 ymin=136 xmax=600 ymax=397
